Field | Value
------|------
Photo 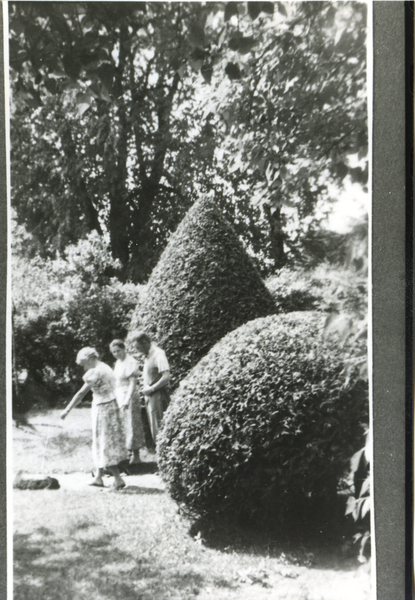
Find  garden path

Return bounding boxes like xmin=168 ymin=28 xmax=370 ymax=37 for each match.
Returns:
xmin=12 ymin=409 xmax=372 ymax=600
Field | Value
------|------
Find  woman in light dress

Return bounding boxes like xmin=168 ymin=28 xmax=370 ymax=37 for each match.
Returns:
xmin=60 ymin=347 xmax=127 ymax=489
xmin=110 ymin=339 xmax=146 ymax=464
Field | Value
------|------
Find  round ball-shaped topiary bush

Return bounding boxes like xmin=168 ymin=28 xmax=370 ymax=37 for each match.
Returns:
xmin=158 ymin=312 xmax=368 ymax=532
xmin=130 ymin=196 xmax=276 ymax=388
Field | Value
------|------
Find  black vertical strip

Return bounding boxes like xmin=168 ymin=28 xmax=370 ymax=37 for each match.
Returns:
xmin=405 ymin=2 xmax=414 ymax=598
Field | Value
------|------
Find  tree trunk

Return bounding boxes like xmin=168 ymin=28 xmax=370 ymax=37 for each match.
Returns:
xmin=264 ymin=206 xmax=287 ymax=270
xmin=108 ymin=25 xmax=134 ymax=275
xmin=108 ymin=185 xmax=131 ymax=270
xmin=126 ymin=72 xmax=182 ymax=283
xmin=127 ymin=182 xmax=159 ymax=283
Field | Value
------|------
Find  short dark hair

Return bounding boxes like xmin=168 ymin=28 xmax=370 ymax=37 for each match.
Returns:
xmin=110 ymin=339 xmax=125 ymax=350
xmin=130 ymin=331 xmax=152 ymax=346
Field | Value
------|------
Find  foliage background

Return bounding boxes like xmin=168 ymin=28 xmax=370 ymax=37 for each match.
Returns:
xmin=9 ymin=1 xmax=368 ymax=280
xmin=12 ymin=226 xmax=144 ymax=399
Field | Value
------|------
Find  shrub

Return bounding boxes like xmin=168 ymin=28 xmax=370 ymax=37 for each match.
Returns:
xmin=265 ymin=264 xmax=367 ymax=319
xmin=130 ymin=196 xmax=276 ymax=387
xmin=12 ymin=232 xmax=145 ymax=401
xmin=13 ymin=281 xmax=142 ymax=397
xmin=158 ymin=311 xmax=368 ymax=532
xmin=346 ymin=439 xmax=371 ymax=562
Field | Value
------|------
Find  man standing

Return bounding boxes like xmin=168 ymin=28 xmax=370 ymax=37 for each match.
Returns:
xmin=131 ymin=332 xmax=170 ymax=442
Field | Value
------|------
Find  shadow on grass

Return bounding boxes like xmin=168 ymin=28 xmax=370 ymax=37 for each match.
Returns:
xmin=118 ymin=460 xmax=158 ymax=476
xmin=188 ymin=497 xmax=361 ymax=572
xmin=48 ymin=433 xmax=92 ymax=456
xmin=115 ymin=486 xmax=164 ymax=495
xmin=14 ymin=526 xmax=206 ymax=600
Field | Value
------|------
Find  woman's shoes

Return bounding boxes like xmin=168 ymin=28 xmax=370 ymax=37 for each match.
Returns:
xmin=112 ymin=481 xmax=126 ymax=490
xmin=129 ymin=452 xmax=142 ymax=465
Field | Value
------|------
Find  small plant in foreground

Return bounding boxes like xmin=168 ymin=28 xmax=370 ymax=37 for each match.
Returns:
xmin=346 ymin=436 xmax=371 ymax=563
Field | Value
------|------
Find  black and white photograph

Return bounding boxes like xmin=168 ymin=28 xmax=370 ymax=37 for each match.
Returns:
xmin=8 ymin=1 xmax=376 ymax=599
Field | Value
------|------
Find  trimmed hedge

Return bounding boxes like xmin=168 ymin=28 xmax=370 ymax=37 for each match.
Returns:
xmin=130 ymin=196 xmax=276 ymax=387
xmin=158 ymin=311 xmax=368 ymax=531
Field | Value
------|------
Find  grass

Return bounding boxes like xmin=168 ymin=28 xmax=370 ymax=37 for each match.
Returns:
xmin=12 ymin=408 xmax=372 ymax=600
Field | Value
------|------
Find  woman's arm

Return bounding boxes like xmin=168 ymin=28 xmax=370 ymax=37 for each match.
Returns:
xmin=142 ymin=371 xmax=170 ymax=396
xmin=60 ymin=383 xmax=91 ymax=420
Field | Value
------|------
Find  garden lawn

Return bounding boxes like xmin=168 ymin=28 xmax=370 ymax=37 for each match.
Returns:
xmin=13 ymin=409 xmax=372 ymax=600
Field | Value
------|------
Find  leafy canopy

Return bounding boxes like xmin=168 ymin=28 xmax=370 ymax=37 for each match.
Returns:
xmin=10 ymin=2 xmax=216 ymax=280
xmin=9 ymin=1 xmax=368 ymax=276
xmin=198 ymin=1 xmax=368 ymax=266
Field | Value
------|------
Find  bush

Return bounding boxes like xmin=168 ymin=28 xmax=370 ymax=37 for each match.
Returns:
xmin=12 ymin=232 xmax=145 ymax=401
xmin=130 ymin=196 xmax=276 ymax=387
xmin=346 ymin=439 xmax=371 ymax=563
xmin=13 ymin=281 xmax=142 ymax=398
xmin=265 ymin=264 xmax=367 ymax=319
xmin=158 ymin=311 xmax=368 ymax=532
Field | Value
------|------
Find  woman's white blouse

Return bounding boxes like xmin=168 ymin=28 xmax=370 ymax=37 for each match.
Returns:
xmin=83 ymin=361 xmax=117 ymax=405
xmin=113 ymin=355 xmax=140 ymax=408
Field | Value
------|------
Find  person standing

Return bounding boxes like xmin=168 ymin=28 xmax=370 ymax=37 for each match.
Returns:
xmin=60 ymin=347 xmax=127 ymax=489
xmin=110 ymin=339 xmax=146 ymax=464
xmin=130 ymin=332 xmax=170 ymax=442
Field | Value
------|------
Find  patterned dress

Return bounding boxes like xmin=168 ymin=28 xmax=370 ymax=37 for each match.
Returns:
xmin=113 ymin=354 xmax=146 ymax=453
xmin=83 ymin=361 xmax=128 ymax=469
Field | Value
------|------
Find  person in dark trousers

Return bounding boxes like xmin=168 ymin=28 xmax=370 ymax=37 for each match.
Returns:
xmin=130 ymin=332 xmax=170 ymax=442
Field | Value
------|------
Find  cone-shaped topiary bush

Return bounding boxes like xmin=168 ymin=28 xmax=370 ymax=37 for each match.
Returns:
xmin=130 ymin=196 xmax=276 ymax=387
xmin=158 ymin=312 xmax=368 ymax=533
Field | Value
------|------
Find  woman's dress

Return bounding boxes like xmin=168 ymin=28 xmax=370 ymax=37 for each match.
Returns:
xmin=114 ymin=355 xmax=145 ymax=452
xmin=83 ymin=361 xmax=128 ymax=469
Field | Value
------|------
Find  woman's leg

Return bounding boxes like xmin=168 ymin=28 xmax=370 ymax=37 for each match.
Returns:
xmin=108 ymin=466 xmax=125 ymax=488
xmin=91 ymin=403 xmax=105 ymax=485
xmin=130 ymin=449 xmax=141 ymax=464
xmin=91 ymin=468 xmax=104 ymax=486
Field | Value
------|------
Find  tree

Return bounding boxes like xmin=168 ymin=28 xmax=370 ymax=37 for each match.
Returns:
xmin=9 ymin=2 xmax=368 ymax=277
xmin=9 ymin=2 xmax=218 ymax=280
xmin=195 ymin=1 xmax=368 ymax=268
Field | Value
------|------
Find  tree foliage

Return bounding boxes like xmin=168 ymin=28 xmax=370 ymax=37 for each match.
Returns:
xmin=198 ymin=1 xmax=368 ymax=267
xmin=12 ymin=229 xmax=144 ymax=397
xmin=10 ymin=2 xmax=216 ymax=280
xmin=9 ymin=1 xmax=368 ymax=278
